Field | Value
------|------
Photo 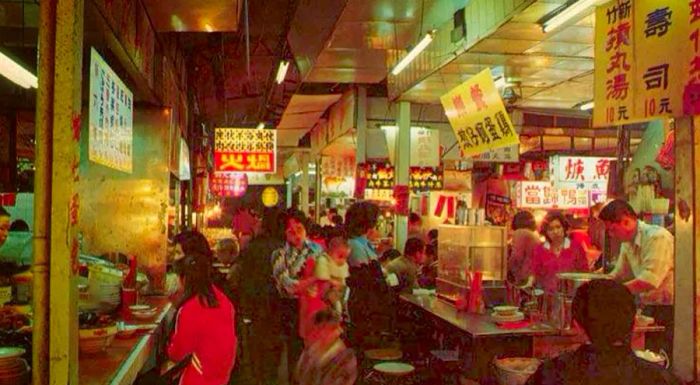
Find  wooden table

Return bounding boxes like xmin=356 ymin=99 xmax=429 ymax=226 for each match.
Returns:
xmin=400 ymin=293 xmax=665 ymax=383
xmin=79 ymin=297 xmax=173 ymax=385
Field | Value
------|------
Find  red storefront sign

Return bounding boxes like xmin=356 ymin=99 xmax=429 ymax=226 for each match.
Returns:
xmin=214 ymin=128 xmax=276 ymax=173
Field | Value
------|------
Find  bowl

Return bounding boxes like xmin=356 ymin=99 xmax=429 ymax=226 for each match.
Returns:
xmin=131 ymin=308 xmax=158 ymax=321
xmin=493 ymin=357 xmax=541 ymax=385
xmin=79 ymin=325 xmax=117 ymax=354
xmin=493 ymin=306 xmax=519 ymax=317
xmin=129 ymin=305 xmax=152 ymax=312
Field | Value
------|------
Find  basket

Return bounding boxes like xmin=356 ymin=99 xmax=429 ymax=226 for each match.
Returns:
xmin=493 ymin=357 xmax=541 ymax=385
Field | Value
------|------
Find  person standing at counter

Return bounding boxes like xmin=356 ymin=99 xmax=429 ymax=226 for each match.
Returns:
xmin=344 ymin=201 xmax=395 ymax=349
xmin=599 ymin=199 xmax=674 ymax=357
xmin=168 ymin=230 xmax=237 ymax=385
xmin=508 ymin=211 xmax=542 ymax=287
xmin=528 ymin=211 xmax=588 ymax=293
xmin=271 ymin=209 xmax=322 ymax=382
xmin=526 ymin=279 xmax=681 ymax=385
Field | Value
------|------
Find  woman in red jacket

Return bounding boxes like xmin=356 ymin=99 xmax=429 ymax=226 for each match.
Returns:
xmin=168 ymin=231 xmax=237 ymax=385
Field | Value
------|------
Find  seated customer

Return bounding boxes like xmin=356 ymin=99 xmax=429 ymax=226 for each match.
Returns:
xmin=385 ymin=237 xmax=427 ymax=292
xmin=526 ymin=279 xmax=681 ymax=385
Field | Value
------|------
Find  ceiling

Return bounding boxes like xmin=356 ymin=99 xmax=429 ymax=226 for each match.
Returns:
xmin=289 ymin=0 xmax=423 ymax=84
xmin=398 ymin=0 xmax=599 ymax=110
xmin=142 ymin=0 xmax=242 ymax=32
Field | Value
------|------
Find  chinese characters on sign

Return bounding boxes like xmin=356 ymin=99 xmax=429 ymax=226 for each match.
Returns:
xmin=321 ymin=156 xmax=356 ymax=178
xmin=88 ymin=48 xmax=133 ymax=173
xmin=214 ymin=128 xmax=277 ymax=173
xmin=209 ymin=172 xmax=248 ymax=198
xmin=409 ymin=167 xmax=444 ymax=192
xmin=515 ymin=181 xmax=592 ymax=210
xmin=359 ymin=162 xmax=395 ymax=190
xmin=594 ymin=0 xmax=692 ymax=126
xmin=549 ymin=156 xmax=612 ymax=190
xmin=471 ymin=144 xmax=520 ymax=163
xmin=441 ymin=68 xmax=519 ymax=157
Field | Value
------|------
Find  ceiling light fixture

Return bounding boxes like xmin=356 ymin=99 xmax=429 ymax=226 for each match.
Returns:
xmin=0 ymin=50 xmax=37 ymax=89
xmin=276 ymin=60 xmax=290 ymax=84
xmin=542 ymin=0 xmax=599 ymax=33
xmin=391 ymin=30 xmax=436 ymax=76
xmin=256 ymin=122 xmax=265 ymax=129
xmin=579 ymin=101 xmax=594 ymax=111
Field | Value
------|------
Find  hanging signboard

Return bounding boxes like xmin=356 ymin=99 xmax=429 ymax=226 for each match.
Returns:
xmin=515 ymin=181 xmax=591 ymax=210
xmin=549 ymin=156 xmax=612 ymax=190
xmin=322 ymin=156 xmax=355 ymax=178
xmin=486 ymin=194 xmax=511 ymax=226
xmin=471 ymin=144 xmax=520 ymax=163
xmin=88 ymin=48 xmax=133 ymax=173
xmin=359 ymin=162 xmax=394 ymax=190
xmin=593 ymin=0 xmax=692 ymax=127
xmin=382 ymin=126 xmax=440 ymax=167
xmin=440 ymin=68 xmax=519 ymax=157
xmin=209 ymin=172 xmax=248 ymax=198
xmin=409 ymin=167 xmax=444 ymax=192
xmin=214 ymin=128 xmax=277 ymax=173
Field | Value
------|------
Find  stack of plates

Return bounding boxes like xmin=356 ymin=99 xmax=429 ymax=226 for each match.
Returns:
xmin=492 ymin=311 xmax=525 ymax=323
xmin=0 ymin=347 xmax=28 ymax=385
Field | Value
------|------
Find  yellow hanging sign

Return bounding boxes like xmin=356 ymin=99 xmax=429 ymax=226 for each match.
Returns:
xmin=594 ymin=0 xmax=693 ymax=127
xmin=440 ymin=68 xmax=519 ymax=157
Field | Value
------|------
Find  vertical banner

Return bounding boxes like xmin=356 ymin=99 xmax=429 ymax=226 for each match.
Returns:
xmin=440 ymin=68 xmax=519 ymax=157
xmin=594 ymin=0 xmax=692 ymax=126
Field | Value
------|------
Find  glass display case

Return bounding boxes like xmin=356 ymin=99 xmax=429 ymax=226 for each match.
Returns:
xmin=436 ymin=225 xmax=507 ymax=303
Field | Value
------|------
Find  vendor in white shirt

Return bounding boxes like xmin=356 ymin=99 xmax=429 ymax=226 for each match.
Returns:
xmin=598 ymin=199 xmax=674 ymax=356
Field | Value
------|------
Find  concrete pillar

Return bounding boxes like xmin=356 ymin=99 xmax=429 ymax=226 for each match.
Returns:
xmin=300 ymin=152 xmax=310 ymax=215
xmin=34 ymin=0 xmax=84 ymax=384
xmin=394 ymin=101 xmax=410 ymax=251
xmin=314 ymin=156 xmax=322 ymax=223
xmin=356 ymin=86 xmax=367 ymax=164
xmin=672 ymin=116 xmax=696 ymax=382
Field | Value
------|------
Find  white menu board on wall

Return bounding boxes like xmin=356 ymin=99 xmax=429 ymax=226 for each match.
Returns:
xmin=89 ymin=47 xmax=133 ymax=173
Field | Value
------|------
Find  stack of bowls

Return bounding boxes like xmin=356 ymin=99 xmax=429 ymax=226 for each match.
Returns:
xmin=0 ymin=347 xmax=29 ymax=385
xmin=79 ymin=325 xmax=118 ymax=354
xmin=87 ymin=265 xmax=123 ymax=313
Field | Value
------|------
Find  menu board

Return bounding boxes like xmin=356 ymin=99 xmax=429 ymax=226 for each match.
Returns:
xmin=593 ymin=0 xmax=693 ymax=126
xmin=88 ymin=48 xmax=133 ymax=173
xmin=441 ymin=68 xmax=520 ymax=157
xmin=214 ymin=128 xmax=276 ymax=173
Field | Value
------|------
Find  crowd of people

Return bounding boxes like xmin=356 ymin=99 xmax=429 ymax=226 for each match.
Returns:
xmin=135 ymin=197 xmax=680 ymax=385
xmin=161 ymin=201 xmax=439 ymax=385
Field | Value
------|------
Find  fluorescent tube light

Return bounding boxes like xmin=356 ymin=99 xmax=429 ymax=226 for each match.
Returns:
xmin=542 ymin=0 xmax=599 ymax=33
xmin=0 ymin=50 xmax=37 ymax=89
xmin=256 ymin=122 xmax=265 ymax=129
xmin=391 ymin=30 xmax=436 ymax=76
xmin=580 ymin=101 xmax=594 ymax=111
xmin=276 ymin=60 xmax=290 ymax=84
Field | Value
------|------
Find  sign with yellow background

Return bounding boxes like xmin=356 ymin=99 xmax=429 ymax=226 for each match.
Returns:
xmin=594 ymin=0 xmax=692 ymax=127
xmin=440 ymin=68 xmax=519 ymax=157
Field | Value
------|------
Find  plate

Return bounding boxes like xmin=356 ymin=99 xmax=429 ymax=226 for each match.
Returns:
xmin=373 ymin=362 xmax=415 ymax=376
xmin=492 ymin=311 xmax=525 ymax=323
xmin=0 ymin=348 xmax=24 ymax=360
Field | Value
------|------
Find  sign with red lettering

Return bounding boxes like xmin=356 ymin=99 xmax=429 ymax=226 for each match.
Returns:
xmin=214 ymin=128 xmax=276 ymax=173
xmin=515 ymin=181 xmax=592 ymax=209
xmin=209 ymin=172 xmax=248 ymax=198
xmin=549 ymin=156 xmax=613 ymax=190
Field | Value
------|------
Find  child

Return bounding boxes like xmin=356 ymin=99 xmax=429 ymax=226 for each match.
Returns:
xmin=314 ymin=236 xmax=351 ymax=318
xmin=296 ymin=310 xmax=357 ymax=385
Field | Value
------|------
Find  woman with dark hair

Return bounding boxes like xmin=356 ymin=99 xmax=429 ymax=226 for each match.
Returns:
xmin=509 ymin=211 xmax=542 ymax=286
xmin=344 ymin=201 xmax=395 ymax=349
xmin=235 ymin=207 xmax=286 ymax=385
xmin=345 ymin=201 xmax=380 ymax=267
xmin=528 ymin=211 xmax=588 ymax=293
xmin=168 ymin=230 xmax=237 ymax=385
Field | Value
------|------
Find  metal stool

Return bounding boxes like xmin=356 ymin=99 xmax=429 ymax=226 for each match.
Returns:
xmin=370 ymin=362 xmax=416 ymax=384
